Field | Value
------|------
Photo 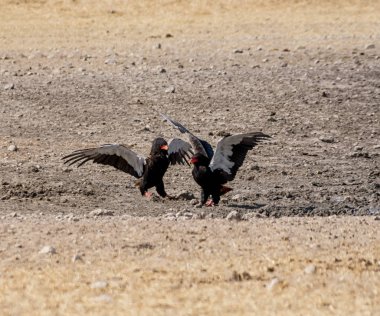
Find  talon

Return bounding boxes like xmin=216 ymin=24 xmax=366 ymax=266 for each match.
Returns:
xmin=144 ymin=192 xmax=153 ymax=198
xmin=205 ymin=199 xmax=214 ymax=207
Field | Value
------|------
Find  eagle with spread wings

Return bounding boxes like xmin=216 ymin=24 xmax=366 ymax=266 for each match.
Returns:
xmin=62 ymin=137 xmax=193 ymax=199
xmin=161 ymin=114 xmax=270 ymax=206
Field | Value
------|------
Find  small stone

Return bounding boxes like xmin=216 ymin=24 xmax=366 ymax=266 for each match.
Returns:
xmin=241 ymin=213 xmax=257 ymax=221
xmin=90 ymin=280 xmax=108 ymax=289
xmin=4 ymin=83 xmax=15 ymax=90
xmin=163 ymin=214 xmax=176 ymax=221
xmin=176 ymin=191 xmax=196 ymax=200
xmin=365 ymin=44 xmax=375 ymax=50
xmin=165 ymin=86 xmax=175 ymax=93
xmin=319 ymin=135 xmax=335 ymax=143
xmin=233 ymin=49 xmax=243 ymax=54
xmin=155 ymin=43 xmax=161 ymax=49
xmin=104 ymin=58 xmax=116 ymax=65
xmin=178 ymin=212 xmax=193 ymax=220
xmin=192 ymin=211 xmax=206 ymax=219
xmin=250 ymin=165 xmax=260 ymax=171
xmin=266 ymin=278 xmax=280 ymax=291
xmin=226 ymin=210 xmax=241 ymax=221
xmin=10 ymin=212 xmax=18 ymax=217
xmin=347 ymin=151 xmax=370 ymax=158
xmin=60 ymin=197 xmax=69 ymax=203
xmin=262 ymin=58 xmax=269 ymax=63
xmin=216 ymin=131 xmax=231 ymax=137
xmin=175 ymin=210 xmax=184 ymax=217
xmin=230 ymin=271 xmax=252 ymax=281
xmin=39 ymin=246 xmax=56 ymax=255
xmin=29 ymin=165 xmax=41 ymax=173
xmin=231 ymin=194 xmax=241 ymax=201
xmin=7 ymin=144 xmax=17 ymax=152
xmin=296 ymin=45 xmax=306 ymax=50
xmin=165 ymin=33 xmax=173 ymax=38
xmin=304 ymin=264 xmax=316 ymax=274
xmin=89 ymin=208 xmax=114 ymax=217
xmin=281 ymin=62 xmax=288 ymax=67
xmin=72 ymin=254 xmax=83 ymax=262
xmin=159 ymin=68 xmax=166 ymax=73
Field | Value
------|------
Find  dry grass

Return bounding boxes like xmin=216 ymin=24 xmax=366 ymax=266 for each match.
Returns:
xmin=1 ymin=217 xmax=379 ymax=315
xmin=1 ymin=0 xmax=379 ymax=50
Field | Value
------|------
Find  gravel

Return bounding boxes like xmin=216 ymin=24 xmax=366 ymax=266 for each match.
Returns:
xmin=226 ymin=210 xmax=241 ymax=221
xmin=89 ymin=209 xmax=115 ymax=217
xmin=39 ymin=246 xmax=56 ymax=255
xmin=304 ymin=264 xmax=317 ymax=274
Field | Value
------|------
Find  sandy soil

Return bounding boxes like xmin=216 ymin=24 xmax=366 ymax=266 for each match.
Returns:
xmin=0 ymin=0 xmax=379 ymax=314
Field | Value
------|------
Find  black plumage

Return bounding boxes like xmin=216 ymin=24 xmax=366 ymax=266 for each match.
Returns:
xmin=62 ymin=137 xmax=192 ymax=198
xmin=161 ymin=114 xmax=270 ymax=206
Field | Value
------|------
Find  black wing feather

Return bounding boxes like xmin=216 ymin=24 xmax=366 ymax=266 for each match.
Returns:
xmin=161 ymin=113 xmax=212 ymax=159
xmin=210 ymin=133 xmax=270 ymax=183
xmin=62 ymin=144 xmax=145 ymax=178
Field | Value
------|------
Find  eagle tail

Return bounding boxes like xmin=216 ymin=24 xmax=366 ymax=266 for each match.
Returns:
xmin=220 ymin=186 xmax=233 ymax=195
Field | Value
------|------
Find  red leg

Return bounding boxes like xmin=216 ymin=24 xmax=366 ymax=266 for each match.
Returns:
xmin=144 ymin=192 xmax=153 ymax=199
xmin=205 ymin=199 xmax=214 ymax=207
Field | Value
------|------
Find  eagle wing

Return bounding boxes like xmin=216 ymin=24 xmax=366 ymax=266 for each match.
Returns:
xmin=161 ymin=113 xmax=214 ymax=159
xmin=167 ymin=138 xmax=194 ymax=165
xmin=62 ymin=144 xmax=146 ymax=178
xmin=209 ymin=132 xmax=270 ymax=183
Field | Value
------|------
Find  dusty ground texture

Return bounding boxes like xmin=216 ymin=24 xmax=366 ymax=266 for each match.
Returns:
xmin=0 ymin=0 xmax=379 ymax=314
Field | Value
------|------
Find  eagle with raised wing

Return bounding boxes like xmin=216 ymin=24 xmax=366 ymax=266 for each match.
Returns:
xmin=62 ymin=137 xmax=193 ymax=199
xmin=161 ymin=114 xmax=270 ymax=206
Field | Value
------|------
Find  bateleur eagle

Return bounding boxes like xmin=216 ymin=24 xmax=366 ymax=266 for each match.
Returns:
xmin=62 ymin=137 xmax=193 ymax=199
xmin=161 ymin=114 xmax=270 ymax=206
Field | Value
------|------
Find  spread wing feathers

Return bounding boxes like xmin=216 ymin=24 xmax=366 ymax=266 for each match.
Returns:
xmin=161 ymin=113 xmax=213 ymax=159
xmin=209 ymin=132 xmax=271 ymax=182
xmin=167 ymin=138 xmax=194 ymax=165
xmin=62 ymin=144 xmax=146 ymax=178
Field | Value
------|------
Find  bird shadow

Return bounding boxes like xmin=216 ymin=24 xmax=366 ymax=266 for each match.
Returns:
xmin=227 ymin=203 xmax=266 ymax=210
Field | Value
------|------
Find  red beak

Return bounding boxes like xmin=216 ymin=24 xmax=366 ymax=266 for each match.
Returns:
xmin=190 ymin=157 xmax=197 ymax=164
xmin=160 ymin=145 xmax=169 ymax=151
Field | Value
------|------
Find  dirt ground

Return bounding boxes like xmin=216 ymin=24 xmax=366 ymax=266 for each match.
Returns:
xmin=0 ymin=0 xmax=379 ymax=314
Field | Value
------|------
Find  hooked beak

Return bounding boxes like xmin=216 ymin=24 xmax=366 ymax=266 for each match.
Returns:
xmin=189 ymin=157 xmax=197 ymax=164
xmin=160 ymin=145 xmax=169 ymax=151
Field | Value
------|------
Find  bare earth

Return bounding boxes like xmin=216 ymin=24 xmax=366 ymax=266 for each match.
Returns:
xmin=0 ymin=0 xmax=379 ymax=315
